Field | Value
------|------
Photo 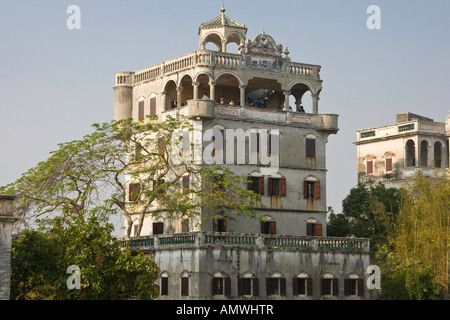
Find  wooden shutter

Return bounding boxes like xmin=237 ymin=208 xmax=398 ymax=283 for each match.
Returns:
xmin=150 ymin=97 xmax=156 ymax=116
xmin=307 ymin=278 xmax=313 ymax=296
xmin=129 ymin=183 xmax=140 ymax=201
xmin=358 ymin=279 xmax=364 ymax=297
xmin=221 ymin=220 xmax=227 ymax=232
xmin=367 ymin=160 xmax=373 ymax=174
xmin=268 ymin=178 xmax=273 ymax=196
xmin=333 ymin=279 xmax=339 ymax=296
xmin=280 ymin=278 xmax=286 ymax=296
xmin=247 ymin=176 xmax=253 ymax=191
xmin=181 ymin=222 xmax=189 ymax=233
xmin=320 ymin=278 xmax=325 ymax=295
xmin=237 ymin=277 xmax=243 ymax=296
xmin=304 ymin=180 xmax=308 ymax=199
xmin=306 ymin=139 xmax=315 ymax=157
xmin=182 ymin=175 xmax=189 ymax=190
xmin=293 ymin=278 xmax=299 ymax=296
xmin=213 ymin=219 xmax=218 ymax=232
xmin=224 ymin=277 xmax=231 ymax=297
xmin=315 ymin=181 xmax=320 ymax=199
xmin=270 ymin=221 xmax=276 ymax=235
xmin=344 ymin=279 xmax=350 ymax=296
xmin=259 ymin=176 xmax=265 ymax=195
xmin=253 ymin=278 xmax=259 ymax=297
xmin=306 ymin=223 xmax=313 ymax=236
xmin=181 ymin=277 xmax=189 ymax=296
xmin=316 ymin=224 xmax=323 ymax=237
xmin=280 ymin=178 xmax=286 ymax=197
xmin=161 ymin=277 xmax=168 ymax=295
xmin=266 ymin=278 xmax=270 ymax=296
xmin=386 ymin=157 xmax=392 ymax=172
xmin=138 ymin=100 xmax=144 ymax=120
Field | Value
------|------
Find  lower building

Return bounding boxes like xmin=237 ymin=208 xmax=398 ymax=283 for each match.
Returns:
xmin=122 ymin=232 xmax=371 ymax=300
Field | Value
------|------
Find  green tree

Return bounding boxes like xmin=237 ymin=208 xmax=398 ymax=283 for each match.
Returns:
xmin=1 ymin=116 xmax=260 ymax=238
xmin=389 ymin=172 xmax=449 ymax=298
xmin=328 ymin=184 xmax=401 ymax=256
xmin=11 ymin=215 xmax=159 ymax=300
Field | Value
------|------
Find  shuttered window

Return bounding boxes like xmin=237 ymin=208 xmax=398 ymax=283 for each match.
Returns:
xmin=386 ymin=156 xmax=392 ymax=172
xmin=268 ymin=177 xmax=286 ymax=197
xmin=306 ymin=138 xmax=316 ymax=158
xmin=181 ymin=277 xmax=189 ymax=296
xmin=321 ymin=278 xmax=338 ymax=296
xmin=153 ymin=222 xmax=164 ymax=235
xmin=344 ymin=279 xmax=364 ymax=297
xmin=150 ymin=97 xmax=156 ymax=116
xmin=128 ymin=183 xmax=140 ymax=201
xmin=161 ymin=277 xmax=168 ymax=296
xmin=261 ymin=221 xmax=276 ymax=235
xmin=213 ymin=219 xmax=227 ymax=232
xmin=138 ymin=100 xmax=145 ymax=120
xmin=367 ymin=159 xmax=373 ymax=174
xmin=293 ymin=277 xmax=312 ymax=296
xmin=304 ymin=180 xmax=320 ymax=199
xmin=247 ymin=176 xmax=264 ymax=195
xmin=306 ymin=223 xmax=322 ymax=236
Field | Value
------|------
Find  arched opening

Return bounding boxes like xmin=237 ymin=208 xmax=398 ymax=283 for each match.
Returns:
xmin=434 ymin=141 xmax=442 ymax=168
xmin=246 ymin=77 xmax=283 ymax=109
xmin=180 ymin=74 xmax=194 ymax=106
xmin=405 ymin=140 xmax=416 ymax=167
xmin=289 ymin=83 xmax=313 ymax=113
xmin=164 ymin=80 xmax=177 ymax=110
xmin=215 ymin=73 xmax=241 ymax=105
xmin=203 ymin=33 xmax=223 ymax=52
xmin=226 ymin=33 xmax=244 ymax=54
xmin=420 ymin=140 xmax=428 ymax=167
xmin=196 ymin=73 xmax=212 ymax=100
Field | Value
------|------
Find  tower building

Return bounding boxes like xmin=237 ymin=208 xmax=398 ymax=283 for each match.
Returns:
xmin=116 ymin=8 xmax=371 ymax=300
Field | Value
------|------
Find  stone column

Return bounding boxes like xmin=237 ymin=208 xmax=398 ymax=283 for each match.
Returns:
xmin=161 ymin=91 xmax=167 ymax=112
xmin=209 ymin=81 xmax=216 ymax=102
xmin=177 ymin=86 xmax=183 ymax=107
xmin=284 ymin=90 xmax=290 ymax=111
xmin=239 ymin=85 xmax=246 ymax=106
xmin=312 ymin=93 xmax=319 ymax=114
xmin=0 ymin=195 xmax=18 ymax=300
xmin=193 ymin=82 xmax=199 ymax=100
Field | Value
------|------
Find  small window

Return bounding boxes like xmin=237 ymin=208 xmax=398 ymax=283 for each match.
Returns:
xmin=153 ymin=179 xmax=166 ymax=195
xmin=138 ymin=100 xmax=145 ymax=120
xmin=213 ymin=218 xmax=227 ymax=232
xmin=212 ymin=276 xmax=231 ymax=296
xmin=268 ymin=177 xmax=286 ymax=197
xmin=366 ymin=156 xmax=373 ymax=174
xmin=261 ymin=221 xmax=276 ymax=235
xmin=293 ymin=276 xmax=312 ymax=296
xmin=306 ymin=138 xmax=316 ymax=158
xmin=150 ymin=96 xmax=156 ymax=116
xmin=161 ymin=276 xmax=169 ymax=296
xmin=129 ymin=183 xmax=140 ymax=201
xmin=344 ymin=278 xmax=364 ymax=297
xmin=321 ymin=277 xmax=338 ymax=296
xmin=304 ymin=180 xmax=320 ymax=199
xmin=266 ymin=277 xmax=286 ymax=296
xmin=306 ymin=223 xmax=322 ymax=236
xmin=181 ymin=220 xmax=189 ymax=233
xmin=181 ymin=276 xmax=189 ymax=296
xmin=247 ymin=176 xmax=264 ymax=195
xmin=385 ymin=153 xmax=393 ymax=172
xmin=182 ymin=175 xmax=190 ymax=192
xmin=153 ymin=221 xmax=164 ymax=235
xmin=238 ymin=276 xmax=259 ymax=297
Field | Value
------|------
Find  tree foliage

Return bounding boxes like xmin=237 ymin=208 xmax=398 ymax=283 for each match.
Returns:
xmin=0 ymin=116 xmax=260 ymax=238
xmin=11 ymin=215 xmax=159 ymax=300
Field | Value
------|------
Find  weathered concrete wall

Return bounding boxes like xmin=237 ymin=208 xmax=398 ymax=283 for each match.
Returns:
xmin=0 ymin=217 xmax=17 ymax=300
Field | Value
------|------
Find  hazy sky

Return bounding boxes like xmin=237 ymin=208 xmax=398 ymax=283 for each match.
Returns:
xmin=1 ymin=0 xmax=449 ymax=234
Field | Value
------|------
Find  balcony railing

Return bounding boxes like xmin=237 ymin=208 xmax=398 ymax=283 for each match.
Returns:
xmin=116 ymin=50 xmax=320 ymax=86
xmin=120 ymin=232 xmax=369 ymax=253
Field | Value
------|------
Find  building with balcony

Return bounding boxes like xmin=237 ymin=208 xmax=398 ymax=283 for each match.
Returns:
xmin=115 ymin=7 xmax=371 ymax=300
xmin=354 ymin=112 xmax=450 ymax=188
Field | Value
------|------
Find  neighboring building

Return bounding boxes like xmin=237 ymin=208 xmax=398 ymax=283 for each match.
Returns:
xmin=0 ymin=195 xmax=18 ymax=300
xmin=116 ymin=7 xmax=372 ymax=300
xmin=355 ymin=112 xmax=450 ymax=188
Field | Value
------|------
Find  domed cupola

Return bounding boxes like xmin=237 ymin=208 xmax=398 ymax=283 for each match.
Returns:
xmin=198 ymin=6 xmax=247 ymax=53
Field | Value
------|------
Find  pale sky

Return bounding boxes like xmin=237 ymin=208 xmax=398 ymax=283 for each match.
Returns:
xmin=1 ymin=0 xmax=449 ymax=234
